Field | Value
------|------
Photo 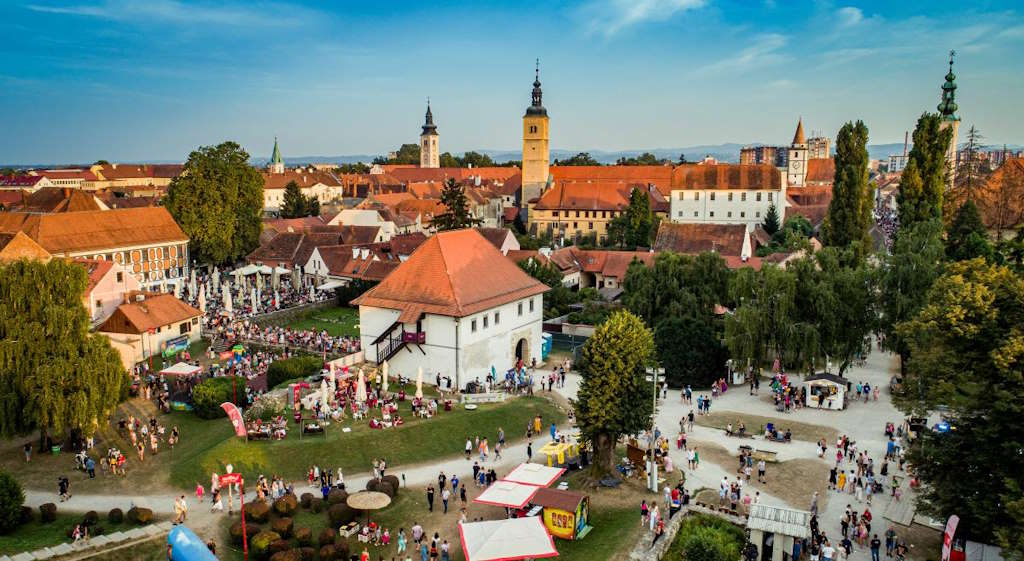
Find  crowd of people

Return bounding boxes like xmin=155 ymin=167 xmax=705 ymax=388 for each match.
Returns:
xmin=208 ymin=319 xmax=360 ymax=356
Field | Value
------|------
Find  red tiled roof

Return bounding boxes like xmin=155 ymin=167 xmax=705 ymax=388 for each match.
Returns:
xmin=370 ymin=192 xmax=416 ymax=207
xmin=395 ymin=199 xmax=447 ymax=220
xmin=0 ymin=231 xmax=51 ymax=262
xmin=475 ymin=227 xmax=512 ymax=250
xmin=670 ymin=164 xmax=781 ymax=190
xmin=261 ymin=170 xmax=341 ymax=190
xmin=550 ymin=165 xmax=673 ymax=197
xmin=653 ymin=222 xmax=749 ymax=257
xmin=805 ymin=158 xmax=835 ymax=184
xmin=503 ymin=207 xmax=520 ymax=222
xmin=263 ymin=216 xmax=326 ymax=234
xmin=505 ymin=249 xmax=547 ymax=266
xmin=94 ymin=164 xmax=182 ymax=180
xmin=534 ymin=181 xmax=657 ymax=212
xmin=383 ymin=232 xmax=428 ymax=257
xmin=73 ymin=258 xmax=115 ymax=294
xmin=384 ymin=167 xmax=520 ymax=185
xmin=14 ymin=188 xmax=104 ymax=213
xmin=0 ymin=207 xmax=187 ymax=255
xmin=408 ymin=181 xmax=443 ymax=199
xmin=722 ymin=255 xmax=763 ymax=270
xmin=352 ymin=228 xmax=548 ymax=317
xmin=34 ymin=169 xmax=99 ymax=180
xmin=0 ymin=176 xmax=46 ymax=187
xmin=99 ymin=293 xmax=201 ymax=334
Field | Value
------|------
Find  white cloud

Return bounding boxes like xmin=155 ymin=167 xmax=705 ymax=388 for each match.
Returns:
xmin=836 ymin=6 xmax=863 ymax=27
xmin=583 ymin=0 xmax=706 ymax=37
xmin=25 ymin=0 xmax=313 ymax=28
xmin=696 ymin=32 xmax=789 ymax=74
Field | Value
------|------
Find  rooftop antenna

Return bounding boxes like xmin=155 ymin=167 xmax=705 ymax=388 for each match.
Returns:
xmin=903 ymin=131 xmax=909 ymax=157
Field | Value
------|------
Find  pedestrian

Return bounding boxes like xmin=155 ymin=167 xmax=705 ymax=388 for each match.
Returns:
xmin=441 ymin=487 xmax=450 ymax=513
xmin=465 ymin=438 xmax=472 ymax=460
xmin=527 ymin=441 xmax=533 ymax=462
xmin=23 ymin=443 xmax=31 ymax=462
xmin=398 ymin=528 xmax=407 ymax=555
xmin=651 ymin=518 xmax=665 ymax=547
xmin=810 ymin=491 xmax=819 ymax=516
xmin=426 ymin=485 xmax=435 ymax=512
xmin=550 ymin=422 xmax=556 ymax=441
xmin=757 ymin=459 xmax=766 ymax=483
xmin=640 ymin=500 xmax=649 ymax=526
xmin=86 ymin=457 xmax=95 ymax=479
xmin=871 ymin=534 xmax=882 ymax=561
xmin=460 ymin=485 xmax=467 ymax=505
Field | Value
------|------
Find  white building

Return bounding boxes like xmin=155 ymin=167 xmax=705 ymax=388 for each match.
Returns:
xmin=352 ymin=229 xmax=549 ymax=389
xmin=669 ymin=163 xmax=786 ymax=232
xmin=327 ymin=209 xmax=397 ymax=241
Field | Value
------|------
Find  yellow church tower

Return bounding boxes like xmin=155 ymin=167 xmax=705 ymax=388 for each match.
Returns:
xmin=521 ymin=60 xmax=550 ymax=203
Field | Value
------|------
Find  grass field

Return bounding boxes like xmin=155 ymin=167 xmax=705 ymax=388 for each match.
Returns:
xmin=149 ymin=339 xmax=211 ymax=371
xmin=694 ymin=411 xmax=840 ymax=444
xmin=85 ymin=537 xmax=167 ymax=561
xmin=262 ymin=306 xmax=360 ymax=338
xmin=0 ymin=513 xmax=139 ymax=555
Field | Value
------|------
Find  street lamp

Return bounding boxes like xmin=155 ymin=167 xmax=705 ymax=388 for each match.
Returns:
xmin=644 ymin=366 xmax=665 ymax=493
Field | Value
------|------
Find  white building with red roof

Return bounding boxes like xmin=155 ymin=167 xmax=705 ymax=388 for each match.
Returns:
xmin=352 ymin=228 xmax=548 ymax=389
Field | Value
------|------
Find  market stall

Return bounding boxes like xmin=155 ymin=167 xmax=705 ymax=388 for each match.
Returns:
xmin=160 ymin=362 xmax=201 ymax=377
xmin=531 ymin=487 xmax=590 ymax=541
xmin=538 ymin=439 xmax=580 ymax=469
xmin=804 ymin=373 xmax=848 ymax=410
xmin=503 ymin=463 xmax=566 ymax=488
xmin=473 ymin=480 xmax=541 ymax=509
xmin=458 ymin=517 xmax=559 ymax=561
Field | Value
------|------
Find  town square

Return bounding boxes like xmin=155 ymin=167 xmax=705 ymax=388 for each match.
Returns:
xmin=1 ymin=2 xmax=1023 ymax=561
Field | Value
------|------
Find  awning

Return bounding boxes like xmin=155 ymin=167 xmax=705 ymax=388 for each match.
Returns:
xmin=317 ymin=279 xmax=347 ymax=291
xmin=502 ymin=463 xmax=566 ymax=488
xmin=459 ymin=517 xmax=558 ymax=561
xmin=160 ymin=362 xmax=201 ymax=376
xmin=473 ymin=480 xmax=540 ymax=509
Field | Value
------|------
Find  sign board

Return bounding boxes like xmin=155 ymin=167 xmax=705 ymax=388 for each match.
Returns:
xmin=219 ymin=473 xmax=242 ymax=486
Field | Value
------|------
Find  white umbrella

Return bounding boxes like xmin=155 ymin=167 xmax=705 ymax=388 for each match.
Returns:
xmin=291 ymin=267 xmax=301 ymax=289
xmin=415 ymin=367 xmax=423 ymax=399
xmin=212 ymin=266 xmax=220 ymax=292
xmin=355 ymin=370 xmax=367 ymax=403
xmin=274 ymin=290 xmax=280 ymax=310
xmin=271 ymin=266 xmax=280 ymax=290
xmin=381 ymin=361 xmax=389 ymax=395
xmin=198 ymin=286 xmax=206 ymax=313
xmin=189 ymin=268 xmax=197 ymax=293
xmin=222 ymin=283 xmax=232 ymax=315
xmin=329 ymin=369 xmax=337 ymax=392
xmin=320 ymin=379 xmax=330 ymax=405
xmin=255 ymin=271 xmax=264 ymax=291
xmin=173 ymin=281 xmax=182 ymax=299
xmin=250 ymin=288 xmax=258 ymax=313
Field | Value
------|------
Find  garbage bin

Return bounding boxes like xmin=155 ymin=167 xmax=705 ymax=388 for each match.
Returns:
xmin=51 ymin=445 xmax=61 ymax=455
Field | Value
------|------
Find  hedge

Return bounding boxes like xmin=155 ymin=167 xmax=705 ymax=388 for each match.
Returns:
xmin=0 ymin=471 xmax=25 ymax=533
xmin=266 ymin=356 xmax=323 ymax=390
xmin=192 ymin=376 xmax=248 ymax=419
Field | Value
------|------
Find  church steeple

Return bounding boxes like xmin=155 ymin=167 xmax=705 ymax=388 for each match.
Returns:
xmin=792 ymin=118 xmax=806 ymax=146
xmin=270 ymin=136 xmax=284 ymax=174
xmin=419 ymin=99 xmax=439 ymax=168
xmin=526 ymin=59 xmax=547 ymax=117
xmin=938 ymin=50 xmax=960 ymax=121
xmin=421 ymin=99 xmax=438 ymax=136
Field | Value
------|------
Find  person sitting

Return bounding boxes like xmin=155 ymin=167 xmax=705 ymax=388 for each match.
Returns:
xmin=737 ymin=422 xmax=746 ymax=436
xmin=726 ymin=423 xmax=734 ymax=436
xmin=394 ymin=415 xmax=405 ymax=426
xmin=368 ymin=418 xmax=382 ymax=429
xmin=784 ymin=428 xmax=792 ymax=441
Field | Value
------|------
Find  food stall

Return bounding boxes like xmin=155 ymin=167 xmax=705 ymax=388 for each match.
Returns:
xmin=538 ymin=438 xmax=581 ymax=469
xmin=473 ymin=480 xmax=541 ymax=510
xmin=804 ymin=373 xmax=848 ymax=410
xmin=458 ymin=517 xmax=558 ymax=561
xmin=503 ymin=463 xmax=566 ymax=488
xmin=532 ymin=487 xmax=590 ymax=540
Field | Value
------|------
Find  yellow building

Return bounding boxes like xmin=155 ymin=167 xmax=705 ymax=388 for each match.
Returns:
xmin=529 ymin=181 xmax=669 ymax=243
xmin=521 ymin=60 xmax=550 ymax=204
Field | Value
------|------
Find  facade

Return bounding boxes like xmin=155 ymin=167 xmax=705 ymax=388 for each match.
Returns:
xmin=530 ymin=181 xmax=668 ymax=242
xmin=521 ymin=62 xmax=551 ymax=204
xmin=937 ymin=51 xmax=961 ymax=190
xmin=76 ymin=258 xmax=141 ymax=327
xmin=98 ymin=292 xmax=202 ymax=365
xmin=669 ymin=164 xmax=785 ymax=232
xmin=419 ymin=102 xmax=440 ymax=169
xmin=807 ymin=136 xmax=831 ymax=159
xmin=353 ymin=229 xmax=548 ymax=389
xmin=327 ymin=209 xmax=396 ymax=241
xmin=0 ymin=207 xmax=190 ymax=292
xmin=475 ymin=227 xmax=520 ymax=255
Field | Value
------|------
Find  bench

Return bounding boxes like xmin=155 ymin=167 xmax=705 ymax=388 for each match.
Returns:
xmin=724 ymin=429 xmax=755 ymax=439
xmin=752 ymin=449 xmax=778 ymax=463
xmin=461 ymin=392 xmax=507 ymax=405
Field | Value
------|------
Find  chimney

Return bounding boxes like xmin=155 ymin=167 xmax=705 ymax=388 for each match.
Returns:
xmin=903 ymin=132 xmax=909 ymax=157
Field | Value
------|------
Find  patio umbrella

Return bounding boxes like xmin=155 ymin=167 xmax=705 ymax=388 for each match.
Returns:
xmin=291 ymin=267 xmax=301 ymax=289
xmin=320 ymin=379 xmax=330 ymax=405
xmin=198 ymin=286 xmax=206 ymax=313
xmin=205 ymin=280 xmax=212 ymax=300
xmin=346 ymin=491 xmax=392 ymax=523
xmin=415 ymin=367 xmax=423 ymax=399
xmin=255 ymin=271 xmax=264 ymax=291
xmin=173 ymin=281 xmax=182 ymax=299
xmin=271 ymin=266 xmax=280 ymax=290
xmin=274 ymin=289 xmax=280 ymax=310
xmin=212 ymin=266 xmax=220 ymax=292
xmin=189 ymin=268 xmax=197 ymax=294
xmin=381 ymin=361 xmax=389 ymax=394
xmin=355 ymin=370 xmax=367 ymax=404
xmin=250 ymin=288 xmax=258 ymax=314
xmin=222 ymin=283 xmax=232 ymax=315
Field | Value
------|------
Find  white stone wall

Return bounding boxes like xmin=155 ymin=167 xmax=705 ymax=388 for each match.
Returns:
xmin=669 ymin=188 xmax=785 ymax=232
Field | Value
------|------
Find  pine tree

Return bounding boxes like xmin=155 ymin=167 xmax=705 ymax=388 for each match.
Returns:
xmin=897 ymin=113 xmax=953 ymax=230
xmin=822 ymin=120 xmax=873 ymax=257
xmin=946 ymin=199 xmax=993 ymax=262
xmin=280 ymin=181 xmax=306 ymax=218
xmin=431 ymin=178 xmax=482 ymax=231
xmin=762 ymin=203 xmax=780 ymax=236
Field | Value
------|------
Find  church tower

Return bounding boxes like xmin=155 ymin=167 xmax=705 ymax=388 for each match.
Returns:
xmin=937 ymin=50 xmax=961 ymax=190
xmin=270 ymin=136 xmax=284 ymax=174
xmin=787 ymin=118 xmax=809 ymax=187
xmin=420 ymin=100 xmax=440 ymax=168
xmin=521 ymin=60 xmax=550 ymax=203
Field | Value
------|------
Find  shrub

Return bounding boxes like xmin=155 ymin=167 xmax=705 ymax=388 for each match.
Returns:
xmin=298 ymin=546 xmax=315 ymax=561
xmin=0 ymin=471 xmax=25 ymax=533
xmin=667 ymin=514 xmax=745 ymax=561
xmin=243 ymin=501 xmax=271 ymax=523
xmin=333 ymin=540 xmax=349 ymax=559
xmin=266 ymin=356 xmax=323 ymax=389
xmin=273 ymin=494 xmax=298 ymax=516
xmin=317 ymin=527 xmax=336 ymax=546
xmin=267 ymin=540 xmax=291 ymax=555
xmin=318 ymin=544 xmax=336 ymax=561
xmin=83 ymin=511 xmax=99 ymax=525
xmin=191 ymin=376 xmax=247 ymax=419
xmin=250 ymin=530 xmax=282 ymax=561
xmin=294 ymin=526 xmax=313 ymax=546
xmin=327 ymin=504 xmax=356 ymax=526
xmin=299 ymin=493 xmax=313 ymax=509
xmin=245 ymin=394 xmax=287 ymax=422
xmin=39 ymin=503 xmax=57 ymax=523
xmin=270 ymin=517 xmax=293 ymax=538
xmin=230 ymin=522 xmax=261 ymax=545
xmin=269 ymin=550 xmax=300 ymax=561
xmin=326 ymin=489 xmax=347 ymax=505
xmin=107 ymin=508 xmax=123 ymax=524
xmin=20 ymin=506 xmax=34 ymax=525
xmin=309 ymin=498 xmax=325 ymax=513
xmin=126 ymin=506 xmax=152 ymax=524
xmin=381 ymin=475 xmax=400 ymax=494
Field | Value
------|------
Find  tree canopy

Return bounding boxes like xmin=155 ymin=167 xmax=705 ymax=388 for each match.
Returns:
xmin=822 ymin=120 xmax=873 ymax=257
xmin=572 ymin=310 xmax=655 ymax=475
xmin=518 ymin=258 xmax=563 ymax=288
xmin=431 ymin=178 xmax=482 ymax=231
xmin=553 ymin=152 xmax=600 ymax=166
xmin=373 ymin=143 xmax=420 ymax=165
xmin=0 ymin=259 xmax=127 ymax=439
xmin=897 ymin=113 xmax=953 ymax=230
xmin=616 ymin=152 xmax=670 ymax=166
xmin=607 ymin=187 xmax=658 ymax=248
xmin=946 ymin=199 xmax=994 ymax=262
xmin=279 ymin=181 xmax=321 ymax=219
xmin=165 ymin=141 xmax=264 ymax=264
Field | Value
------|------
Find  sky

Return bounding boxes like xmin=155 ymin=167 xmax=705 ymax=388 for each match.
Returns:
xmin=2 ymin=0 xmax=1023 ymax=164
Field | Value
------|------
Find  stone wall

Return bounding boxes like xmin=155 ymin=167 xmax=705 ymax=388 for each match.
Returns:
xmin=627 ymin=504 xmax=748 ymax=561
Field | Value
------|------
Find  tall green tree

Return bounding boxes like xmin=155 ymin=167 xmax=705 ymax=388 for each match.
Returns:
xmin=813 ymin=248 xmax=876 ymax=374
xmin=946 ymin=199 xmax=994 ymax=262
xmin=895 ymin=259 xmax=1024 ymax=550
xmin=608 ymin=187 xmax=658 ymax=248
xmin=897 ymin=113 xmax=953 ymax=229
xmin=165 ymin=141 xmax=264 ymax=264
xmin=553 ymin=152 xmax=600 ymax=166
xmin=572 ymin=310 xmax=655 ymax=475
xmin=373 ymin=143 xmax=420 ymax=165
xmin=762 ymin=203 xmax=781 ymax=236
xmin=431 ymin=178 xmax=482 ymax=231
xmin=517 ymin=258 xmax=562 ymax=288
xmin=655 ymin=316 xmax=727 ymax=388
xmin=622 ymin=252 xmax=729 ymax=329
xmin=0 ymin=260 xmax=127 ymax=439
xmin=280 ymin=181 xmax=306 ymax=218
xmin=822 ymin=121 xmax=873 ymax=256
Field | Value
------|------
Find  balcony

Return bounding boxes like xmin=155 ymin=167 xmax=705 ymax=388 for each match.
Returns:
xmin=401 ymin=331 xmax=426 ymax=345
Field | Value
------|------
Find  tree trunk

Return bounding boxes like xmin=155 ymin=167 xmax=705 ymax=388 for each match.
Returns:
xmin=592 ymin=432 xmax=616 ymax=477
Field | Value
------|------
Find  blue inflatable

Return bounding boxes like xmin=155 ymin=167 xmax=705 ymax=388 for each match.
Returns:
xmin=167 ymin=526 xmax=218 ymax=561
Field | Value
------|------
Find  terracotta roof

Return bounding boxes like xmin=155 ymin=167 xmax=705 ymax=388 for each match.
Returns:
xmin=408 ymin=181 xmax=443 ymax=199
xmin=793 ymin=119 xmax=806 ymax=145
xmin=339 ymin=225 xmax=381 ymax=245
xmin=0 ymin=231 xmax=51 ymax=262
xmin=653 ymin=222 xmax=749 ymax=256
xmin=33 ymin=169 xmax=99 ymax=180
xmin=786 ymin=186 xmax=833 ymax=206
xmin=534 ymin=181 xmax=655 ymax=212
xmin=369 ymin=192 xmax=416 ymax=207
xmin=805 ymin=158 xmax=835 ymax=184
xmin=475 ymin=227 xmax=512 ymax=250
xmin=314 ymin=244 xmax=400 ymax=281
xmin=395 ymin=199 xmax=447 ymax=221
xmin=263 ymin=216 xmax=326 ymax=234
xmin=503 ymin=207 xmax=520 ymax=222
xmin=0 ymin=176 xmax=46 ymax=187
xmin=786 ymin=203 xmax=830 ymax=227
xmin=722 ymin=255 xmax=763 ymax=270
xmin=98 ymin=293 xmax=201 ymax=334
xmin=0 ymin=207 xmax=187 ymax=255
xmin=261 ymin=170 xmax=341 ymax=190
xmin=549 ymin=247 xmax=653 ymax=278
xmin=670 ymin=164 xmax=781 ymax=190
xmin=247 ymin=232 xmax=305 ymax=264
xmin=505 ymin=249 xmax=547 ymax=266
xmin=598 ymin=250 xmax=654 ymax=279
xmin=14 ymin=188 xmax=105 ymax=213
xmin=385 ymin=167 xmax=520 ymax=185
xmin=550 ymin=165 xmax=673 ymax=197
xmin=97 ymin=194 xmax=160 ymax=209
xmin=73 ymin=258 xmax=114 ymax=294
xmin=94 ymin=164 xmax=182 ymax=180
xmin=383 ymin=232 xmax=428 ymax=257
xmin=0 ymin=190 xmax=25 ymax=209
xmin=352 ymin=228 xmax=548 ymax=317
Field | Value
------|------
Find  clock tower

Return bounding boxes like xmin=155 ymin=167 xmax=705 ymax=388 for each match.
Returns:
xmin=787 ymin=118 xmax=809 ymax=187
xmin=521 ymin=60 xmax=550 ymax=203
xmin=420 ymin=100 xmax=439 ymax=169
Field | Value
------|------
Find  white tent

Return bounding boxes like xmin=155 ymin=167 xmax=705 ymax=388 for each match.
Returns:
xmin=160 ymin=362 xmax=201 ymax=377
xmin=458 ymin=517 xmax=558 ymax=561
xmin=232 ymin=264 xmax=261 ymax=277
xmin=316 ymin=279 xmax=346 ymax=291
xmin=472 ymin=480 xmax=541 ymax=509
xmin=503 ymin=463 xmax=567 ymax=488
xmin=257 ymin=265 xmax=273 ymax=275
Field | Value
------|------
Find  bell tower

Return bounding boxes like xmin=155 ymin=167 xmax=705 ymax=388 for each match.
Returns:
xmin=937 ymin=50 xmax=961 ymax=189
xmin=420 ymin=100 xmax=439 ymax=169
xmin=270 ymin=136 xmax=284 ymax=174
xmin=521 ymin=60 xmax=550 ymax=203
xmin=786 ymin=118 xmax=808 ymax=187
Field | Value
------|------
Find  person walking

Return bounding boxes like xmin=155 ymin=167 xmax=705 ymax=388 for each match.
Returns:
xmin=23 ymin=443 xmax=31 ymax=462
xmin=441 ymin=487 xmax=451 ymax=514
xmin=426 ymin=485 xmax=435 ymax=512
xmin=86 ymin=457 xmax=95 ymax=479
xmin=810 ymin=491 xmax=819 ymax=516
xmin=871 ymin=534 xmax=882 ymax=561
xmin=757 ymin=459 xmax=767 ymax=483
xmin=527 ymin=441 xmax=533 ymax=462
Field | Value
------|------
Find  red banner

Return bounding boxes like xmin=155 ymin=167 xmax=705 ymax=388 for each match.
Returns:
xmin=221 ymin=402 xmax=246 ymax=437
xmin=219 ymin=472 xmax=242 ymax=486
xmin=292 ymin=382 xmax=311 ymax=408
xmin=942 ymin=515 xmax=959 ymax=561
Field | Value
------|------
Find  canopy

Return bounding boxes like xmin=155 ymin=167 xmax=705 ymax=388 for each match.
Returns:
xmin=161 ymin=362 xmax=201 ymax=377
xmin=317 ymin=279 xmax=346 ymax=291
xmin=231 ymin=264 xmax=260 ymax=276
xmin=459 ymin=517 xmax=558 ymax=561
xmin=256 ymin=265 xmax=273 ymax=275
xmin=473 ymin=480 xmax=540 ymax=509
xmin=503 ymin=463 xmax=566 ymax=488
xmin=346 ymin=491 xmax=392 ymax=511
xmin=271 ymin=266 xmax=290 ymax=275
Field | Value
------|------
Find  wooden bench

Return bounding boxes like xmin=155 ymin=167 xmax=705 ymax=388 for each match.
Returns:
xmin=752 ymin=449 xmax=778 ymax=463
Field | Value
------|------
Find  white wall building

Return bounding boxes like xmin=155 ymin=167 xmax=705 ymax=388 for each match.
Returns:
xmin=353 ymin=229 xmax=548 ymax=389
xmin=669 ymin=164 xmax=786 ymax=232
xmin=327 ymin=209 xmax=397 ymax=241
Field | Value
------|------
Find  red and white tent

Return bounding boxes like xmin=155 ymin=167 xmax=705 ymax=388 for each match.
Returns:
xmin=473 ymin=480 xmax=541 ymax=509
xmin=160 ymin=362 xmax=201 ymax=377
xmin=502 ymin=463 xmax=566 ymax=488
xmin=459 ymin=517 xmax=558 ymax=561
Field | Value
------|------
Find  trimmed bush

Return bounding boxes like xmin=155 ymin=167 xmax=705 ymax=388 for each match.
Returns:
xmin=298 ymin=546 xmax=315 ymax=561
xmin=107 ymin=508 xmax=124 ymax=524
xmin=20 ymin=506 xmax=34 ymax=524
xmin=39 ymin=503 xmax=57 ymax=523
xmin=318 ymin=544 xmax=336 ymax=561
xmin=266 ymin=356 xmax=323 ymax=389
xmin=367 ymin=479 xmax=396 ymax=498
xmin=273 ymin=494 xmax=298 ymax=516
xmin=299 ymin=493 xmax=313 ymax=509
xmin=250 ymin=530 xmax=282 ymax=561
xmin=309 ymin=498 xmax=325 ymax=513
xmin=126 ymin=506 xmax=152 ymax=524
xmin=267 ymin=539 xmax=291 ymax=555
xmin=317 ymin=527 xmax=336 ymax=547
xmin=333 ymin=540 xmax=349 ymax=559
xmin=191 ymin=376 xmax=247 ymax=419
xmin=381 ymin=475 xmax=400 ymax=494
xmin=327 ymin=503 xmax=356 ymax=526
xmin=243 ymin=501 xmax=271 ymax=523
xmin=270 ymin=517 xmax=293 ymax=538
xmin=0 ymin=471 xmax=26 ymax=533
xmin=83 ymin=511 xmax=99 ymax=525
xmin=269 ymin=550 xmax=300 ymax=561
xmin=294 ymin=526 xmax=313 ymax=546
xmin=326 ymin=489 xmax=347 ymax=505
xmin=230 ymin=522 xmax=261 ymax=545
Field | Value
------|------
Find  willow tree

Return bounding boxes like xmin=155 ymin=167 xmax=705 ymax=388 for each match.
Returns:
xmin=572 ymin=310 xmax=654 ymax=475
xmin=0 ymin=260 xmax=127 ymax=440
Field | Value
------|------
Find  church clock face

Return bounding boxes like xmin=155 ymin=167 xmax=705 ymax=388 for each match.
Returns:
xmin=791 ymin=161 xmax=802 ymax=170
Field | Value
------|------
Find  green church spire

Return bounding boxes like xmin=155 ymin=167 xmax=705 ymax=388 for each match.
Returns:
xmin=271 ymin=136 xmax=283 ymax=165
xmin=938 ymin=50 xmax=959 ymax=121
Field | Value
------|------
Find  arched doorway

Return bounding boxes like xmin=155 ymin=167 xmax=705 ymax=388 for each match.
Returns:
xmin=515 ymin=338 xmax=528 ymax=362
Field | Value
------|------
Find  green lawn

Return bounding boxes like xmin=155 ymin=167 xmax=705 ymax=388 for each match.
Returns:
xmin=0 ymin=513 xmax=137 ymax=555
xmin=262 ymin=306 xmax=360 ymax=338
xmin=169 ymin=396 xmax=564 ymax=488
xmin=148 ymin=339 xmax=211 ymax=371
xmin=557 ymin=507 xmax=639 ymax=561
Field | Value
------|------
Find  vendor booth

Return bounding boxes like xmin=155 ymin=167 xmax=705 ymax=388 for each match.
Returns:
xmin=503 ymin=463 xmax=566 ymax=488
xmin=459 ymin=517 xmax=558 ymax=561
xmin=538 ymin=439 xmax=581 ymax=469
xmin=804 ymin=373 xmax=848 ymax=410
xmin=160 ymin=362 xmax=201 ymax=377
xmin=473 ymin=480 xmax=541 ymax=509
xmin=532 ymin=487 xmax=590 ymax=541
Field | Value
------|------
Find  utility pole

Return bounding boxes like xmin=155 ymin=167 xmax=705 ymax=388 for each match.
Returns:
xmin=645 ymin=366 xmax=665 ymax=492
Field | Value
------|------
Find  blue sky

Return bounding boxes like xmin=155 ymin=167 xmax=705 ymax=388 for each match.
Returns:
xmin=2 ymin=0 xmax=1023 ymax=164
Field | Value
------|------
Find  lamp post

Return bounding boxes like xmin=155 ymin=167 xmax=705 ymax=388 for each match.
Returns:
xmin=645 ymin=366 xmax=665 ymax=493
